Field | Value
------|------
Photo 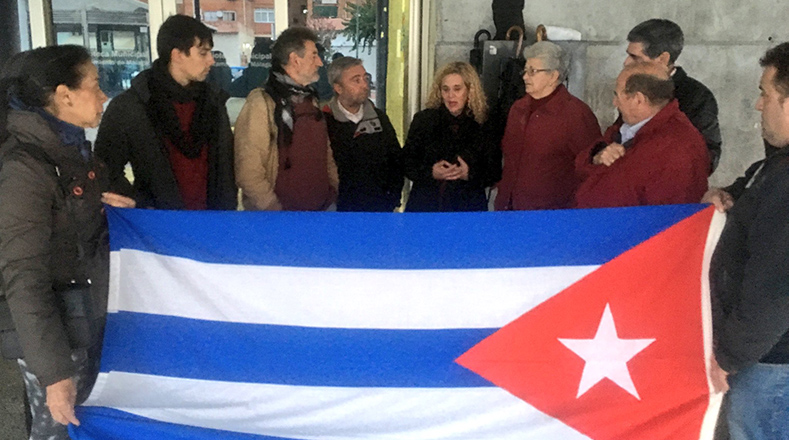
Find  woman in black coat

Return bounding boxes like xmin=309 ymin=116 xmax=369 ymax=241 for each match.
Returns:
xmin=0 ymin=46 xmax=134 ymax=440
xmin=403 ymin=62 xmax=501 ymax=212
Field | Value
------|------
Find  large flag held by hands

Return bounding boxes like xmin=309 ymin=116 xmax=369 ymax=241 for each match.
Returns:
xmin=71 ymin=205 xmax=724 ymax=440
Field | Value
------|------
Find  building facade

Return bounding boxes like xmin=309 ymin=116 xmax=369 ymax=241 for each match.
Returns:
xmin=177 ymin=0 xmax=275 ymax=66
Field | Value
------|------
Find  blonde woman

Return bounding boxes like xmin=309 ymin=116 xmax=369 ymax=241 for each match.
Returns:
xmin=403 ymin=62 xmax=501 ymax=211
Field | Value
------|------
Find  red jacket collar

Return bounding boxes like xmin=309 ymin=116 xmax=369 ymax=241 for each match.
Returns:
xmin=607 ymin=99 xmax=682 ymax=144
xmin=513 ymin=84 xmax=572 ymax=116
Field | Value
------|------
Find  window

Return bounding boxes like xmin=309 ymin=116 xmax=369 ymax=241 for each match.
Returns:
xmin=313 ymin=5 xmax=338 ymax=17
xmin=204 ymin=11 xmax=236 ymax=22
xmin=17 ymin=0 xmax=32 ymax=51
xmin=254 ymin=8 xmax=275 ymax=23
xmin=51 ymin=0 xmax=151 ymax=98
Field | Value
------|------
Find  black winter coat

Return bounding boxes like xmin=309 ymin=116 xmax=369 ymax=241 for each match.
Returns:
xmin=0 ymin=110 xmax=109 ymax=387
xmin=673 ymin=67 xmax=722 ymax=174
xmin=94 ymin=69 xmax=237 ymax=210
xmin=710 ymin=146 xmax=789 ymax=372
xmin=324 ymin=100 xmax=404 ymax=212
xmin=403 ymin=106 xmax=501 ymax=212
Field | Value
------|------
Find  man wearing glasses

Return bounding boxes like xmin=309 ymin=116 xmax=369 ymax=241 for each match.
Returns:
xmin=495 ymin=41 xmax=600 ymax=211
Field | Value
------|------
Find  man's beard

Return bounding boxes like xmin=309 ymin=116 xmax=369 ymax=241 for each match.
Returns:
xmin=352 ymin=91 xmax=370 ymax=106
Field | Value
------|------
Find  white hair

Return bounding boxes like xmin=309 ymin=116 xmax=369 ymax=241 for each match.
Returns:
xmin=523 ymin=41 xmax=570 ymax=82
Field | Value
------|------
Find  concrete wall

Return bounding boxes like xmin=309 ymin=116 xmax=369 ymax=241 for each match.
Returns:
xmin=434 ymin=0 xmax=789 ymax=187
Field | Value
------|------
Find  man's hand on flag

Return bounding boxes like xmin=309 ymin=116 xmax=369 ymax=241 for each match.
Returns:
xmin=708 ymin=355 xmax=730 ymax=394
xmin=701 ymin=188 xmax=734 ymax=213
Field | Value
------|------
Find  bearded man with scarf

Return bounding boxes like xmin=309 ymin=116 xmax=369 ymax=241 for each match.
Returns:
xmin=94 ymin=15 xmax=237 ymax=210
xmin=235 ymin=27 xmax=339 ymax=211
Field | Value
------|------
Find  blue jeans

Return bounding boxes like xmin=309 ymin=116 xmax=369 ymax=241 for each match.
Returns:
xmin=727 ymin=363 xmax=789 ymax=440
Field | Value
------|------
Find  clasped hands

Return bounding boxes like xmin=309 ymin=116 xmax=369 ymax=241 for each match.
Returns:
xmin=432 ymin=157 xmax=470 ymax=181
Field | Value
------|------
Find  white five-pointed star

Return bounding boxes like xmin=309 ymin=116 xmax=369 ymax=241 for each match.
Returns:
xmin=558 ymin=303 xmax=655 ymax=400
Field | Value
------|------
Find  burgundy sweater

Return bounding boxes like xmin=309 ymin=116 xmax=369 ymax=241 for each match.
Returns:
xmin=167 ymin=101 xmax=209 ymax=210
xmin=275 ymin=100 xmax=335 ymax=210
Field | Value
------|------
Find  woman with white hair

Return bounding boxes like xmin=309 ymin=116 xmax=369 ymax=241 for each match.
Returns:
xmin=494 ymin=41 xmax=601 ymax=210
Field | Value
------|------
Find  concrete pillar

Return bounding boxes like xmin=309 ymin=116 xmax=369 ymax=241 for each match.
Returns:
xmin=375 ymin=0 xmax=388 ymax=110
xmin=274 ymin=0 xmax=288 ymax=37
xmin=0 ymin=0 xmax=22 ymax=66
xmin=80 ymin=8 xmax=90 ymax=49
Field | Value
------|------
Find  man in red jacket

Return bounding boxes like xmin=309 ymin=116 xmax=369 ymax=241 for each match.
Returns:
xmin=574 ymin=63 xmax=708 ymax=208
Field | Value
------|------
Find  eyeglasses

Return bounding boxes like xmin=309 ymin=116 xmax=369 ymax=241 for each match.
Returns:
xmin=521 ymin=67 xmax=553 ymax=77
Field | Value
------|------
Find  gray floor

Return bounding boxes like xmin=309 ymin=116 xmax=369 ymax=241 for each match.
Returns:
xmin=0 ymin=358 xmax=27 ymax=439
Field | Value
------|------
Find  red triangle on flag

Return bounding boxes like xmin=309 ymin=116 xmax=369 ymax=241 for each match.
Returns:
xmin=457 ymin=207 xmax=714 ymax=440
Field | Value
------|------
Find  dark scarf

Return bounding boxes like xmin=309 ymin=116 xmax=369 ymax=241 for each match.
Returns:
xmin=439 ymin=104 xmax=476 ymax=136
xmin=8 ymin=95 xmax=91 ymax=161
xmin=264 ymin=70 xmax=321 ymax=148
xmin=146 ymin=60 xmax=218 ymax=159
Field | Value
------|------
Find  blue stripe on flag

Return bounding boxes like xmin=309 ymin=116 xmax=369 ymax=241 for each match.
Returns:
xmin=70 ymin=407 xmax=297 ymax=440
xmin=106 ymin=204 xmax=706 ymax=269
xmin=100 ymin=312 xmax=496 ymax=387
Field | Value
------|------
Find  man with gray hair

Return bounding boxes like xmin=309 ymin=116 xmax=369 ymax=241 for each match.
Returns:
xmin=574 ymin=62 xmax=708 ymax=208
xmin=625 ymin=18 xmax=721 ymax=174
xmin=235 ymin=27 xmax=338 ymax=211
xmin=322 ymin=57 xmax=404 ymax=211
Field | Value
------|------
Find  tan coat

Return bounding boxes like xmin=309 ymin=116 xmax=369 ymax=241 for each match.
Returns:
xmin=234 ymin=88 xmax=338 ymax=210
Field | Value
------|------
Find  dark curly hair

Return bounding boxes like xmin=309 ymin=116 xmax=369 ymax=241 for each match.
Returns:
xmin=627 ymin=19 xmax=684 ymax=64
xmin=157 ymin=14 xmax=213 ymax=65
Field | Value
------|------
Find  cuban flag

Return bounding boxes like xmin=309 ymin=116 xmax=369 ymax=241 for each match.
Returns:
xmin=70 ymin=205 xmax=724 ymax=440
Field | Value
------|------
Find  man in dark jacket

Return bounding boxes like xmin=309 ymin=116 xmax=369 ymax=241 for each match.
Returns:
xmin=624 ymin=19 xmax=722 ymax=174
xmin=574 ymin=63 xmax=708 ymax=208
xmin=704 ymin=42 xmax=789 ymax=439
xmin=94 ymin=15 xmax=237 ymax=210
xmin=323 ymin=57 xmax=403 ymax=211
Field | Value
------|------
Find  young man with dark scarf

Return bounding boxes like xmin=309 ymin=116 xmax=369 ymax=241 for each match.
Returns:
xmin=94 ymin=14 xmax=237 ymax=210
xmin=234 ymin=27 xmax=339 ymax=211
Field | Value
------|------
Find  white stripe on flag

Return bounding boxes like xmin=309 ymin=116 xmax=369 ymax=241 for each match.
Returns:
xmin=85 ymin=372 xmax=591 ymax=440
xmin=109 ymin=250 xmax=598 ymax=329
xmin=700 ymin=211 xmax=726 ymax=439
